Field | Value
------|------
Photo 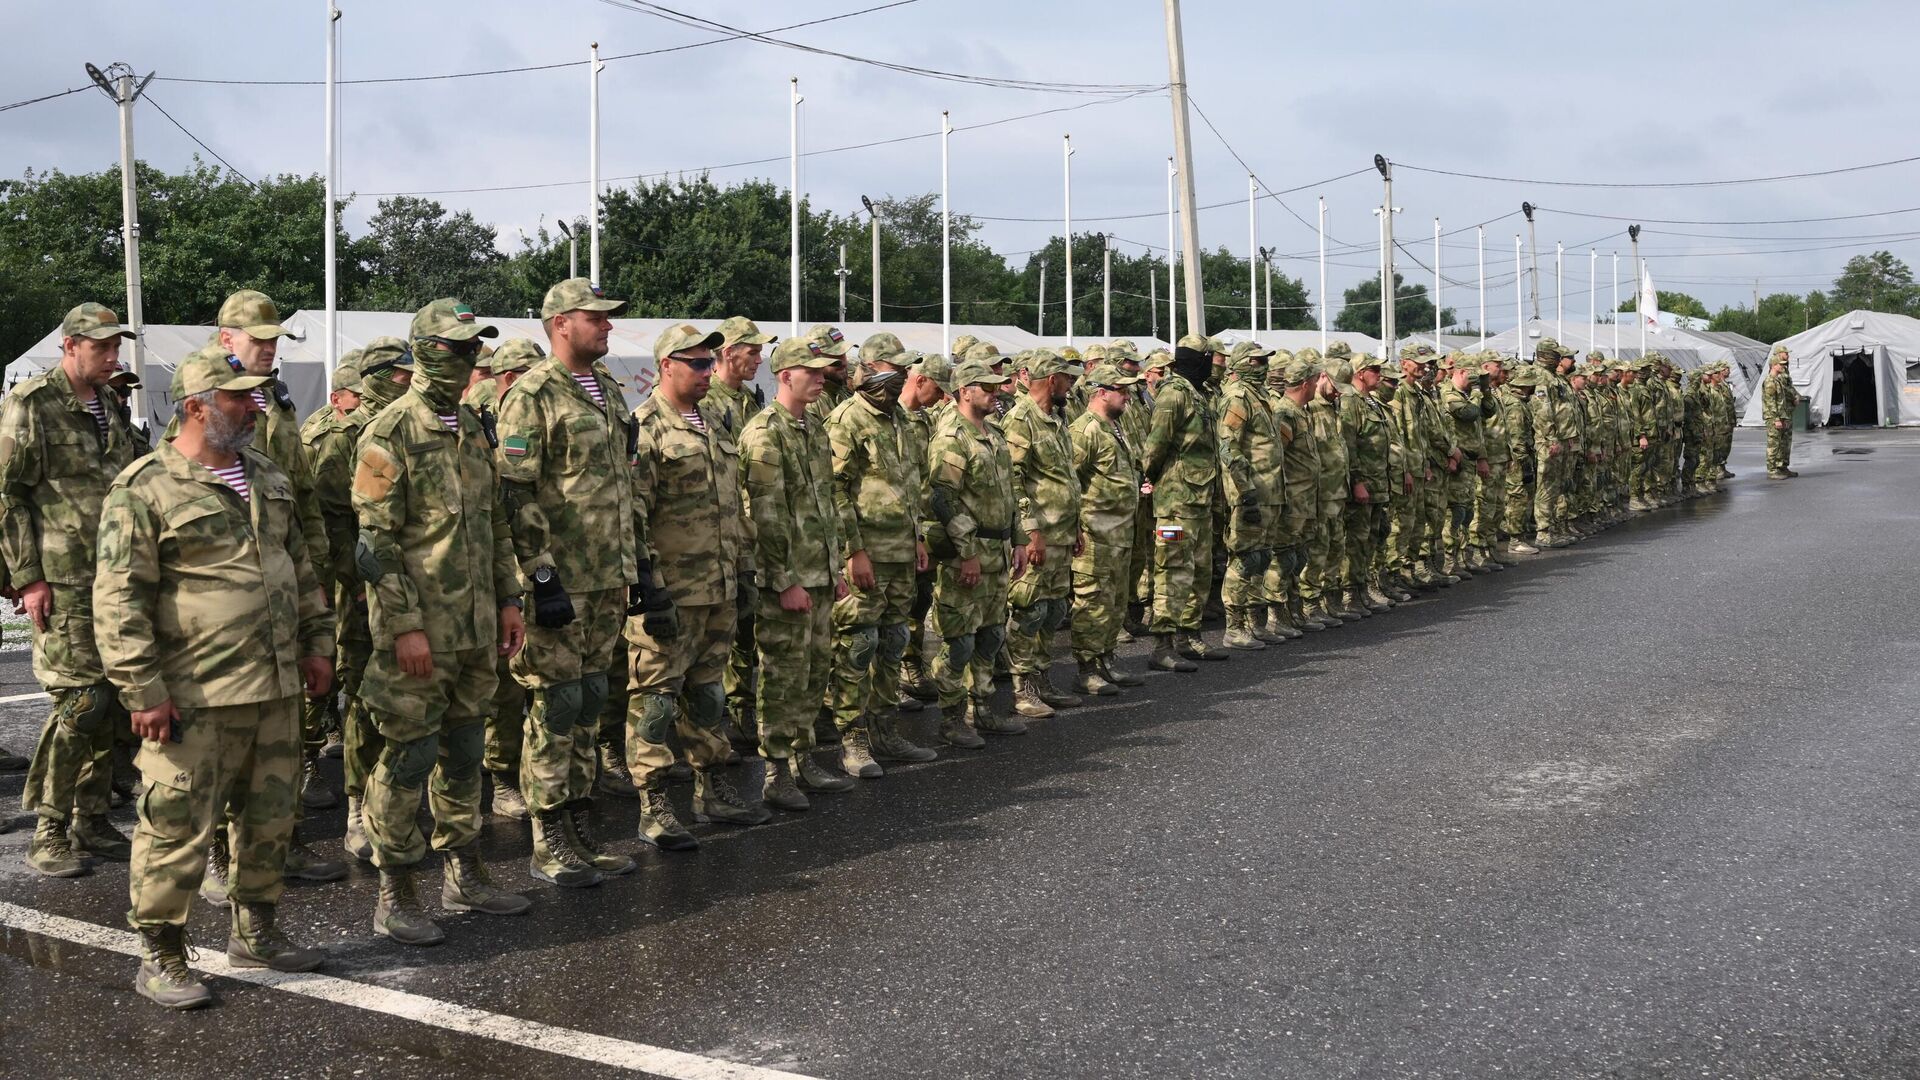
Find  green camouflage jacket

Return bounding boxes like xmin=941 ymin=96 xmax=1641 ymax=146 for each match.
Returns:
xmin=351 ymin=390 xmax=520 ymax=650
xmin=494 ymin=358 xmax=639 ymax=594
xmin=741 ymin=404 xmax=840 ymax=592
xmin=1216 ymin=377 xmax=1282 ymax=507
xmin=1271 ymin=394 xmax=1320 ymax=538
xmin=1003 ymin=395 xmax=1082 ymax=544
xmin=828 ymin=394 xmax=922 ymax=565
xmin=924 ymin=408 xmax=1015 ymax=572
xmin=0 ymin=368 xmax=144 ymax=588
xmin=1069 ymin=409 xmax=1141 ymax=539
xmin=1349 ymin=393 xmax=1396 ymax=502
xmin=1308 ymin=397 xmax=1349 ymax=509
xmin=1761 ymin=370 xmax=1799 ymax=421
xmin=705 ymin=378 xmax=764 ymax=438
xmin=95 ymin=441 xmax=333 ymax=710
xmin=1439 ymin=382 xmax=1487 ymax=462
xmin=632 ymin=393 xmax=748 ymax=607
xmin=1477 ymin=386 xmax=1510 ymax=466
xmin=301 ymin=406 xmax=363 ymax=594
xmin=1141 ymin=374 xmax=1217 ymax=514
xmin=1496 ymin=387 xmax=1534 ymax=464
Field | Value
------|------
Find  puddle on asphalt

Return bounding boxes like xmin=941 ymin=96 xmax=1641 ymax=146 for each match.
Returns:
xmin=1485 ymin=761 xmax=1625 ymax=810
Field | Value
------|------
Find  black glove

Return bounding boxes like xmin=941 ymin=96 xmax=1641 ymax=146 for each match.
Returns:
xmin=1238 ymin=502 xmax=1263 ymax=529
xmin=627 ymin=561 xmax=679 ymax=640
xmin=736 ymin=570 xmax=756 ymax=619
xmin=530 ymin=567 xmax=575 ymax=629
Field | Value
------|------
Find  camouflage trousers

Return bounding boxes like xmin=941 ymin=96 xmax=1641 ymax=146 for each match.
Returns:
xmin=1129 ymin=498 xmax=1154 ymax=610
xmin=1387 ymin=485 xmax=1422 ymax=574
xmin=1071 ymin=516 xmax=1135 ymax=662
xmin=932 ymin=556 xmax=1011 ymax=709
xmin=21 ymin=583 xmax=120 ymax=823
xmin=1533 ymin=449 xmax=1567 ymax=533
xmin=1302 ymin=503 xmax=1345 ymax=606
xmin=1007 ymin=541 xmax=1072 ymax=676
xmin=1442 ymin=469 xmax=1476 ymax=557
xmin=1220 ymin=504 xmax=1278 ymax=613
xmin=1420 ymin=472 xmax=1450 ymax=560
xmin=901 ymin=569 xmax=936 ymax=671
xmin=482 ymin=650 xmax=525 ymax=778
xmin=1473 ymin=462 xmax=1508 ymax=547
xmin=1504 ymin=461 xmax=1535 ymax=538
xmin=830 ymin=561 xmax=917 ymax=730
xmin=361 ymin=644 xmax=495 ymax=869
xmin=1766 ymin=423 xmax=1793 ymax=473
xmin=511 ymin=588 xmax=625 ymax=815
xmin=725 ymin=574 xmax=758 ymax=726
xmin=127 ymin=696 xmax=299 ymax=929
xmin=1263 ymin=542 xmax=1307 ymax=607
xmin=1148 ymin=508 xmax=1213 ymax=633
xmin=333 ymin=596 xmax=379 ymax=799
xmin=625 ymin=601 xmax=734 ymax=787
xmin=1343 ymin=501 xmax=1387 ymax=587
xmin=756 ymin=586 xmax=834 ymax=760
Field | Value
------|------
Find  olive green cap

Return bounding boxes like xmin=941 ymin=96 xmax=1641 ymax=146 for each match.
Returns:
xmin=770 ymin=336 xmax=839 ymax=373
xmin=359 ymin=336 xmax=413 ymax=376
xmin=859 ymin=332 xmax=908 ymax=365
xmin=1283 ymin=357 xmax=1323 ymax=385
xmin=1079 ymin=343 xmax=1110 ymax=363
xmin=171 ymin=348 xmax=273 ymax=398
xmin=486 ymin=338 xmax=546 ymax=375
xmin=1377 ymin=365 xmax=1404 ymax=383
xmin=411 ymin=298 xmax=499 ymax=343
xmin=1398 ymin=342 xmax=1436 ymax=362
xmin=1294 ymin=346 xmax=1323 ymax=365
xmin=1505 ymin=365 xmax=1545 ymax=387
xmin=1022 ymin=348 xmax=1082 ymax=379
xmin=1354 ymin=354 xmax=1386 ymax=372
xmin=1083 ymin=362 xmax=1142 ymax=388
xmin=952 ymin=359 xmax=1010 ymax=387
xmin=962 ymin=341 xmax=1003 ymax=365
xmin=217 ymin=289 xmax=292 ymax=340
xmin=909 ymin=352 xmax=955 ymax=393
xmin=717 ymin=315 xmax=774 ymax=348
xmin=61 ymin=302 xmax=138 ymax=342
xmin=331 ymin=349 xmax=366 ymax=392
xmin=1176 ymin=333 xmax=1213 ymax=354
xmin=653 ymin=322 xmax=724 ymax=361
xmin=950 ymin=334 xmax=980 ymax=360
xmin=1143 ymin=349 xmax=1174 ymax=370
xmin=1057 ymin=345 xmax=1082 ymax=363
xmin=1325 ymin=340 xmax=1353 ymax=359
xmin=540 ymin=277 xmax=628 ymax=318
xmin=1534 ymin=337 xmax=1573 ymax=360
xmin=804 ymin=324 xmax=850 ymax=358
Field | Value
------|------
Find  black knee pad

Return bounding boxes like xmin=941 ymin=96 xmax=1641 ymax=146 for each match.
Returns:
xmin=579 ymin=672 xmax=609 ymax=730
xmin=686 ymin=682 xmax=726 ymax=730
xmin=875 ymin=623 xmax=910 ymax=666
xmin=636 ymin=693 xmax=678 ymax=745
xmin=943 ymin=634 xmax=976 ymax=673
xmin=1010 ymin=604 xmax=1048 ymax=635
xmin=63 ymin=683 xmax=118 ymax=738
xmin=975 ymin=623 xmax=1007 ymax=659
xmin=539 ymin=679 xmax=585 ymax=735
xmin=843 ymin=625 xmax=879 ymax=670
xmin=384 ymin=733 xmax=439 ymax=790
xmin=442 ymin=722 xmax=484 ymax=780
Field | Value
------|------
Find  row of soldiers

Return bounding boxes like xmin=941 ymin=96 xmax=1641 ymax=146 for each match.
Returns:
xmin=0 ymin=284 xmax=1737 ymax=1010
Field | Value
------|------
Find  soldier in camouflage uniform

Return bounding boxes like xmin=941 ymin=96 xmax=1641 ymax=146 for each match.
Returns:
xmin=708 ymin=316 xmax=773 ymax=755
xmin=827 ymin=333 xmax=937 ymax=778
xmin=1762 ymin=348 xmax=1800 ymax=479
xmin=1438 ymin=354 xmax=1490 ymax=577
xmin=461 ymin=339 xmax=539 ymax=822
xmin=97 ymin=350 xmax=337 ymax=1008
xmin=742 ymin=336 xmax=852 ymax=809
xmin=495 ymin=280 xmax=639 ymax=885
xmin=2 ymin=304 xmax=145 ymax=874
xmin=626 ymin=323 xmax=770 ymax=849
xmin=1142 ymin=335 xmax=1228 ymax=667
xmin=1623 ymin=357 xmax=1657 ymax=511
xmin=352 ymin=299 xmax=532 ymax=946
xmin=1303 ymin=357 xmax=1355 ymax=622
xmin=1346 ymin=355 xmax=1401 ymax=608
xmin=1698 ymin=362 xmax=1735 ymax=491
xmin=1529 ymin=339 xmax=1580 ymax=546
xmin=1004 ymin=349 xmax=1086 ymax=715
xmin=1215 ymin=343 xmax=1280 ymax=648
xmin=1368 ymin=364 xmax=1417 ymax=602
xmin=1068 ymin=362 xmax=1148 ymax=695
xmin=924 ymin=360 xmax=1028 ymax=746
xmin=1498 ymin=364 xmax=1541 ymax=549
xmin=1470 ymin=355 xmax=1516 ymax=564
xmin=1266 ymin=353 xmax=1322 ymax=635
xmin=897 ymin=352 xmax=954 ymax=708
xmin=807 ymin=324 xmax=853 ymax=422
xmin=298 ymin=349 xmax=363 ymax=769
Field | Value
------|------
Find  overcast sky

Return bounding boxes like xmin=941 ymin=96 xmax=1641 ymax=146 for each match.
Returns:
xmin=8 ymin=0 xmax=1920 ymax=332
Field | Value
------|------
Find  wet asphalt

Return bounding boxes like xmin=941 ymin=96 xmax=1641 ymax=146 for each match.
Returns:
xmin=2 ymin=427 xmax=1918 ymax=1080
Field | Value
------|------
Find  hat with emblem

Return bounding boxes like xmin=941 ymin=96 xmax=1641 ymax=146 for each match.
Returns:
xmin=770 ymin=336 xmax=841 ymax=373
xmin=61 ymin=302 xmax=138 ymax=342
xmin=804 ymin=324 xmax=850 ymax=358
xmin=716 ymin=315 xmax=774 ymax=348
xmin=1022 ymin=348 xmax=1082 ymax=379
xmin=653 ymin=322 xmax=724 ymax=361
xmin=540 ymin=278 xmax=627 ymax=318
xmin=172 ymin=347 xmax=274 ymax=398
xmin=411 ymin=298 xmax=499 ymax=342
xmin=218 ymin=290 xmax=292 ymax=340
xmin=1143 ymin=349 xmax=1174 ymax=371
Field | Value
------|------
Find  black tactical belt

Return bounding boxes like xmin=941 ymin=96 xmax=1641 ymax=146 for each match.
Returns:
xmin=975 ymin=526 xmax=1012 ymax=541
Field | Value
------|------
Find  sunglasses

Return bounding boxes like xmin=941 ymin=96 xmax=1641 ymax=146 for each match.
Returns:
xmin=426 ymin=336 xmax=483 ymax=357
xmin=667 ymin=354 xmax=716 ymax=373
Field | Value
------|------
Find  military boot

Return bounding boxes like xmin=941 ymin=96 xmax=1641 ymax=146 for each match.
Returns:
xmin=69 ymin=812 xmax=132 ymax=861
xmin=1334 ymin=589 xmax=1369 ymax=620
xmin=1386 ymin=573 xmax=1417 ymax=602
xmin=284 ymin=827 xmax=348 ymax=882
xmin=566 ymin=802 xmax=636 ymax=876
xmin=1122 ymin=602 xmax=1151 ymax=638
xmin=300 ymin=757 xmax=337 ymax=810
xmin=1305 ymin=600 xmax=1344 ymax=628
xmin=198 ymin=834 xmax=231 ymax=905
xmin=1508 ymin=536 xmax=1540 ymax=555
xmin=726 ymin=707 xmax=761 ymax=758
xmin=1290 ymin=595 xmax=1328 ymax=631
xmin=1011 ymin=675 xmax=1055 ymax=719
xmin=1177 ymin=631 xmax=1230 ymax=662
xmin=762 ymin=757 xmax=809 ymax=812
xmin=0 ymin=745 xmax=28 ymax=771
xmin=374 ymin=867 xmax=445 ymax=947
xmin=1072 ymin=658 xmax=1119 ymax=697
xmin=638 ymin=778 xmax=698 ymax=850
xmin=1222 ymin=609 xmax=1266 ymax=650
xmin=136 ymin=925 xmax=212 ymax=1009
xmin=938 ymin=702 xmax=987 ymax=750
xmin=321 ymin=721 xmax=344 ymax=760
xmin=895 ymin=689 xmax=926 ymax=713
xmin=1432 ymin=555 xmax=1461 ymax=585
xmin=692 ymin=768 xmax=773 ymax=826
xmin=1491 ymin=542 xmax=1521 ymax=565
xmin=488 ymin=771 xmax=529 ymax=820
xmin=900 ymin=659 xmax=939 ymax=703
xmin=594 ymin=746 xmax=637 ymax=797
xmin=1099 ymin=653 xmax=1147 ymax=687
xmin=442 ymin=848 xmax=536 ymax=914
xmin=27 ymin=815 xmax=86 ymax=878
xmin=228 ymin=901 xmax=326 ymax=971
xmin=1149 ymin=632 xmax=1199 ymax=672
xmin=840 ymin=720 xmax=884 ymax=778
xmin=529 ymin=809 xmax=603 ymax=888
xmin=1262 ymin=603 xmax=1303 ymax=641
xmin=1365 ymin=583 xmax=1395 ymax=612
xmin=970 ymin=697 xmax=1028 ymax=737
xmin=870 ymin=714 xmax=938 ymax=762
xmin=814 ymin=707 xmax=842 ymax=748
xmin=1035 ymin=670 xmax=1081 ymax=708
xmin=796 ymin=753 xmax=856 ymax=793
xmin=343 ymin=796 xmax=373 ymax=862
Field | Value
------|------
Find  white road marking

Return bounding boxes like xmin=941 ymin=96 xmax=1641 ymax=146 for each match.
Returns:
xmin=0 ymin=901 xmax=819 ymax=1080
xmin=0 ymin=690 xmax=49 ymax=704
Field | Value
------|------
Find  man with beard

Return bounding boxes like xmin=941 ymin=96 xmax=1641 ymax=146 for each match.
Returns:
xmin=1003 ymin=349 xmax=1085 ymax=716
xmin=708 ymin=316 xmax=773 ymax=758
xmin=97 ymin=349 xmax=336 ymax=1007
xmin=353 ymin=299 xmax=531 ymax=945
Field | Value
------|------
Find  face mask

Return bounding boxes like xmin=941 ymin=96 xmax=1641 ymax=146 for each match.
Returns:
xmin=856 ymin=369 xmax=903 ymax=411
xmin=358 ymin=368 xmax=408 ymax=412
xmin=1169 ymin=348 xmax=1212 ymax=389
xmin=1377 ymin=384 xmax=1398 ymax=402
xmin=413 ymin=340 xmax=476 ymax=411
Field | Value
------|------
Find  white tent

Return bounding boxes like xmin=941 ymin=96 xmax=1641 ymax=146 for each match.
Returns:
xmin=1475 ymin=319 xmax=1770 ymax=413
xmin=1737 ymin=310 xmax=1920 ymax=428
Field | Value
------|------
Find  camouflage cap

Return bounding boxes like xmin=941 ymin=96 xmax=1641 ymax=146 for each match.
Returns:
xmin=909 ymin=352 xmax=956 ymax=393
xmin=1331 ymin=360 xmax=1355 ymax=383
xmin=486 ymin=338 xmax=546 ymax=375
xmin=217 ymin=289 xmax=292 ymax=340
xmin=1083 ymin=361 xmax=1142 ymax=389
xmin=1108 ymin=338 xmax=1139 ymax=353
xmin=1505 ymin=365 xmax=1545 ymax=387
xmin=61 ymin=302 xmax=138 ymax=342
xmin=1354 ymin=353 xmax=1386 ymax=372
xmin=859 ymin=331 xmax=908 ymax=365
xmin=1398 ymin=342 xmax=1436 ymax=362
xmin=1282 ymin=357 xmax=1323 ymax=385
xmin=108 ymin=369 xmax=143 ymax=389
xmin=1534 ymin=337 xmax=1573 ymax=360
xmin=654 ymin=322 xmax=724 ymax=360
xmin=1771 ymin=345 xmax=1790 ymax=360
xmin=962 ymin=342 xmax=1003 ymax=365
xmin=1057 ymin=345 xmax=1083 ymax=363
xmin=359 ymin=335 xmax=413 ymax=375
xmin=951 ymin=359 xmax=1011 ymax=387
xmin=172 ymin=348 xmax=274 ymax=398
xmin=1227 ymin=341 xmax=1275 ymax=364
xmin=950 ymin=334 xmax=980 ymax=359
xmin=331 ymin=349 xmax=366 ymax=392
xmin=1176 ymin=332 xmax=1213 ymax=354
xmin=540 ymin=277 xmax=628 ymax=318
xmin=1143 ymin=349 xmax=1174 ymax=370
xmin=1079 ymin=343 xmax=1110 ymax=363
xmin=770 ymin=336 xmax=840 ymax=373
xmin=716 ymin=315 xmax=774 ymax=348
xmin=805 ymin=324 xmax=850 ymax=358
xmin=1022 ymin=348 xmax=1082 ymax=379
xmin=1325 ymin=340 xmax=1353 ymax=359
xmin=1586 ymin=349 xmax=1607 ymax=362
xmin=1376 ymin=365 xmax=1404 ymax=383
xmin=1294 ymin=346 xmax=1324 ymax=365
xmin=411 ymin=298 xmax=499 ymax=342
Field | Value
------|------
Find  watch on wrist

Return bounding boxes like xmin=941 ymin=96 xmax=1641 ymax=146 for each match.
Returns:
xmin=503 ymin=596 xmax=525 ymax=611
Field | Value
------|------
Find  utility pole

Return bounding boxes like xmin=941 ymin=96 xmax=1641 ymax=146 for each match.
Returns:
xmin=1376 ymin=155 xmax=1398 ymax=350
xmin=1063 ymin=134 xmax=1075 ymax=345
xmin=556 ymin=217 xmax=579 ymax=279
xmin=1165 ymin=158 xmax=1178 ymax=341
xmin=1523 ymin=201 xmax=1541 ymax=320
xmin=1259 ymin=246 xmax=1272 ymax=333
xmin=862 ymin=195 xmax=881 ymax=321
xmin=1150 ymin=270 xmax=1159 ymax=340
xmin=1164 ymin=0 xmax=1205 ymax=335
xmin=836 ymin=243 xmax=849 ymax=323
xmin=1102 ymin=233 xmax=1112 ymax=339
xmin=1248 ymin=173 xmax=1258 ymax=332
xmin=588 ymin=42 xmax=602 ymax=284
xmin=86 ymin=61 xmax=156 ymax=424
xmin=1038 ymin=257 xmax=1048 ymax=337
xmin=789 ymin=76 xmax=802 ymax=337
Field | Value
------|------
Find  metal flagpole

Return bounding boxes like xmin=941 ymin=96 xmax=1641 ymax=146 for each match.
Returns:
xmin=588 ymin=43 xmax=601 ymax=284
xmin=1063 ymin=134 xmax=1074 ymax=345
xmin=1477 ymin=225 xmax=1486 ymax=349
xmin=1102 ymin=234 xmax=1112 ymax=338
xmin=1612 ymin=252 xmax=1620 ymax=356
xmin=1248 ymin=174 xmax=1258 ymax=333
xmin=324 ymin=5 xmax=339 ymax=388
xmin=1515 ymin=235 xmax=1524 ymax=354
xmin=1319 ymin=196 xmax=1328 ymax=352
xmin=1588 ymin=248 xmax=1597 ymax=355
xmin=1554 ymin=241 xmax=1564 ymax=343
xmin=789 ymin=77 xmax=802 ymax=337
xmin=940 ymin=111 xmax=951 ymax=355
xmin=1434 ymin=217 xmax=1442 ymax=346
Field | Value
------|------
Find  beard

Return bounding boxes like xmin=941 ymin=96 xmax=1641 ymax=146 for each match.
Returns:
xmin=205 ymin=405 xmax=255 ymax=454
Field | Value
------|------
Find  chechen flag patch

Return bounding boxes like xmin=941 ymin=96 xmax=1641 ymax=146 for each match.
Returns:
xmin=453 ymin=303 xmax=476 ymax=322
xmin=502 ymin=435 xmax=529 ymax=457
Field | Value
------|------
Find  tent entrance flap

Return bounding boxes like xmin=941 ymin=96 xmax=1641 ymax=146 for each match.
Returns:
xmin=1831 ymin=349 xmax=1879 ymax=427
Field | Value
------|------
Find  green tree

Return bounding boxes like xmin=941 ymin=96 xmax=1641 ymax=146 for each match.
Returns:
xmin=1333 ymin=272 xmax=1454 ymax=338
xmin=1830 ymin=251 xmax=1918 ymax=315
xmin=824 ymin=193 xmax=1021 ymax=325
xmin=347 ymin=196 xmax=512 ymax=314
xmin=1616 ymin=290 xmax=1711 ymax=320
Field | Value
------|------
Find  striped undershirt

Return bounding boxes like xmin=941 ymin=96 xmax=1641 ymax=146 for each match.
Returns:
xmin=572 ymin=372 xmax=606 ymax=410
xmin=681 ymin=409 xmax=706 ymax=432
xmin=437 ymin=412 xmax=461 ymax=433
xmin=251 ymin=389 xmax=269 ymax=412
xmin=83 ymin=396 xmax=109 ymax=438
xmin=209 ymin=461 xmax=250 ymax=501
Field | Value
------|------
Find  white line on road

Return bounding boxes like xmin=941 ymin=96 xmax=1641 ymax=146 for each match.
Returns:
xmin=0 ymin=901 xmax=819 ymax=1080
xmin=0 ymin=690 xmax=48 ymax=704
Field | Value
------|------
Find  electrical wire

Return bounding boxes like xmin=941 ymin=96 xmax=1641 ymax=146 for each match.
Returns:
xmin=1396 ymin=153 xmax=1920 ymax=189
xmin=0 ymin=86 xmax=90 ymax=113
xmin=143 ymin=94 xmax=257 ymax=188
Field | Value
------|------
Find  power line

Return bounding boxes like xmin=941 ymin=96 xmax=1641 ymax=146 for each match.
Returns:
xmin=1397 ymin=153 xmax=1920 ymax=189
xmin=0 ymin=86 xmax=90 ymax=113
xmin=1535 ymin=203 xmax=1920 ymax=227
xmin=143 ymin=94 xmax=256 ymax=188
xmin=968 ymin=164 xmax=1372 ymax=225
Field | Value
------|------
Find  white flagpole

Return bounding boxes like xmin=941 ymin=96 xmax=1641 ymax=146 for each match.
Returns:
xmin=1248 ymin=174 xmax=1258 ymax=333
xmin=1612 ymin=252 xmax=1620 ymax=356
xmin=1555 ymin=241 xmax=1564 ymax=344
xmin=588 ymin=42 xmax=602 ymax=284
xmin=941 ymin=111 xmax=951 ymax=355
xmin=1318 ymin=196 xmax=1328 ymax=352
xmin=1433 ymin=217 xmax=1442 ymax=346
xmin=1063 ymin=134 xmax=1074 ymax=345
xmin=324 ymin=3 xmax=339 ymax=373
xmin=1477 ymin=225 xmax=1486 ymax=349
xmin=1514 ymin=235 xmax=1524 ymax=355
xmin=1588 ymin=248 xmax=1597 ymax=356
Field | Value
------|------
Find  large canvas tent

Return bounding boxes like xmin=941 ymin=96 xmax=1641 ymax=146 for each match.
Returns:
xmin=1474 ymin=319 xmax=1771 ymax=412
xmin=1738 ymin=310 xmax=1920 ymax=428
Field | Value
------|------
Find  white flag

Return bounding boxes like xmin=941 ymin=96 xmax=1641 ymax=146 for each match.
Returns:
xmin=1639 ymin=261 xmax=1662 ymax=334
